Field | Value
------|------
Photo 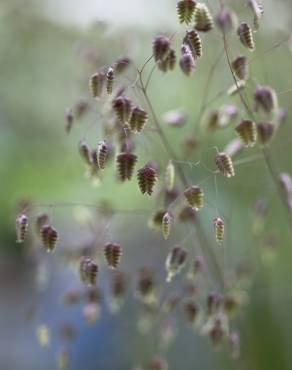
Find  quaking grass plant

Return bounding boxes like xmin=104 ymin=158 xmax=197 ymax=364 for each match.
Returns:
xmin=15 ymin=0 xmax=292 ymax=368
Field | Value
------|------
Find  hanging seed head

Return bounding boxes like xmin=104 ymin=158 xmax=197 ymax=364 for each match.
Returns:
xmin=209 ymin=317 xmax=225 ymax=348
xmin=237 ymin=22 xmax=255 ymax=51
xmin=257 ymin=122 xmax=275 ymax=145
xmin=149 ymin=355 xmax=168 ymax=370
xmin=235 ymin=119 xmax=257 ymax=147
xmin=106 ymin=67 xmax=114 ymax=95
xmin=116 ymin=152 xmax=137 ymax=181
xmin=41 ymin=225 xmax=58 ymax=252
xmin=97 ymin=140 xmax=109 ymax=169
xmin=184 ymin=186 xmax=204 ymax=210
xmin=16 ymin=213 xmax=28 ymax=243
xmin=248 ymin=0 xmax=264 ymax=30
xmin=165 ymin=161 xmax=175 ymax=192
xmin=227 ymin=80 xmax=246 ymax=96
xmin=183 ymin=30 xmax=202 ymax=58
xmin=254 ymin=85 xmax=278 ymax=113
xmin=137 ymin=164 xmax=157 ymax=195
xmin=179 ymin=48 xmax=196 ymax=76
xmin=207 ymin=292 xmax=223 ymax=316
xmin=215 ymin=7 xmax=237 ymax=33
xmin=184 ymin=300 xmax=199 ymax=323
xmin=136 ymin=267 xmax=155 ymax=303
xmin=78 ymin=140 xmax=92 ymax=166
xmin=129 ymin=106 xmax=148 ymax=133
xmin=215 ymin=152 xmax=235 ymax=178
xmin=153 ymin=35 xmax=170 ymax=62
xmin=177 ymin=0 xmax=196 ymax=24
xmin=79 ymin=256 xmax=98 ymax=285
xmin=148 ymin=210 xmax=167 ymax=231
xmin=112 ymin=96 xmax=132 ymax=123
xmin=213 ymin=217 xmax=224 ymax=245
xmin=157 ymin=49 xmax=177 ymax=72
xmin=194 ymin=3 xmax=214 ymax=32
xmin=231 ymin=56 xmax=248 ymax=81
xmin=224 ymin=138 xmax=243 ymax=158
xmin=166 ymin=245 xmax=188 ymax=282
xmin=104 ymin=242 xmax=122 ymax=269
xmin=162 ymin=212 xmax=173 ymax=240
xmin=64 ymin=108 xmax=74 ymax=134
xmin=178 ymin=206 xmax=197 ymax=223
xmin=35 ymin=213 xmax=49 ymax=234
xmin=113 ymin=56 xmax=131 ymax=74
xmin=89 ymin=72 xmax=105 ymax=98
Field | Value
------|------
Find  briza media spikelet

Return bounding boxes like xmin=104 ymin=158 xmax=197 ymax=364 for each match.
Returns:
xmin=235 ymin=120 xmax=257 ymax=147
xmin=116 ymin=152 xmax=137 ymax=181
xmin=215 ymin=152 xmax=235 ymax=178
xmin=97 ymin=140 xmax=109 ymax=169
xmin=157 ymin=49 xmax=177 ymax=72
xmin=78 ymin=140 xmax=91 ymax=166
xmin=183 ymin=185 xmax=204 ymax=210
xmin=184 ymin=300 xmax=199 ymax=323
xmin=16 ymin=213 xmax=28 ymax=243
xmin=213 ymin=217 xmax=224 ymax=245
xmin=129 ymin=106 xmax=148 ymax=133
xmin=162 ymin=211 xmax=173 ymax=240
xmin=165 ymin=245 xmax=188 ymax=282
xmin=237 ymin=23 xmax=255 ymax=51
xmin=254 ymin=85 xmax=278 ymax=113
xmin=112 ymin=96 xmax=132 ymax=124
xmin=194 ymin=3 xmax=214 ymax=32
xmin=180 ymin=45 xmax=196 ymax=76
xmin=64 ymin=108 xmax=74 ymax=134
xmin=106 ymin=67 xmax=114 ymax=94
xmin=183 ymin=30 xmax=202 ymax=58
xmin=136 ymin=267 xmax=156 ymax=304
xmin=89 ymin=72 xmax=105 ymax=98
xmin=231 ymin=56 xmax=248 ymax=81
xmin=257 ymin=122 xmax=275 ymax=145
xmin=104 ymin=242 xmax=122 ymax=269
xmin=165 ymin=160 xmax=175 ymax=191
xmin=40 ymin=224 xmax=58 ymax=252
xmin=113 ymin=56 xmax=131 ymax=75
xmin=177 ymin=0 xmax=197 ymax=24
xmin=153 ymin=35 xmax=170 ymax=63
xmin=215 ymin=7 xmax=237 ymax=33
xmin=80 ymin=257 xmax=98 ymax=285
xmin=138 ymin=164 xmax=157 ymax=195
xmin=35 ymin=213 xmax=49 ymax=234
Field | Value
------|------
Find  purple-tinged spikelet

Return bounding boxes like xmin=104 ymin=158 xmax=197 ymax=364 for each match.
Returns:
xmin=116 ymin=152 xmax=137 ymax=181
xmin=162 ymin=212 xmax=173 ymax=240
xmin=184 ymin=300 xmax=199 ymax=323
xmin=215 ymin=7 xmax=237 ymax=33
xmin=237 ymin=23 xmax=255 ymax=51
xmin=78 ymin=140 xmax=92 ymax=166
xmin=183 ymin=30 xmax=202 ymax=58
xmin=16 ymin=213 xmax=28 ymax=243
xmin=106 ymin=67 xmax=114 ymax=95
xmin=35 ymin=213 xmax=49 ymax=235
xmin=137 ymin=164 xmax=157 ymax=195
xmin=97 ymin=140 xmax=109 ymax=169
xmin=235 ymin=119 xmax=257 ymax=147
xmin=136 ymin=267 xmax=156 ymax=303
xmin=41 ymin=225 xmax=58 ymax=252
xmin=231 ymin=56 xmax=248 ymax=81
xmin=104 ymin=242 xmax=122 ymax=269
xmin=215 ymin=152 xmax=235 ymax=178
xmin=153 ymin=35 xmax=170 ymax=63
xmin=254 ymin=85 xmax=278 ymax=113
xmin=113 ymin=56 xmax=131 ymax=75
xmin=157 ymin=49 xmax=177 ymax=72
xmin=165 ymin=161 xmax=175 ymax=191
xmin=89 ymin=72 xmax=105 ymax=98
xmin=257 ymin=122 xmax=275 ymax=145
xmin=165 ymin=245 xmax=188 ymax=282
xmin=184 ymin=186 xmax=204 ymax=210
xmin=224 ymin=138 xmax=243 ymax=158
xmin=79 ymin=256 xmax=98 ymax=285
xmin=180 ymin=45 xmax=196 ymax=76
xmin=213 ymin=217 xmax=224 ymax=245
xmin=177 ymin=0 xmax=196 ymax=24
xmin=229 ymin=331 xmax=240 ymax=359
xmin=112 ymin=96 xmax=132 ymax=123
xmin=194 ymin=3 xmax=214 ymax=32
xmin=248 ymin=0 xmax=264 ymax=30
xmin=129 ymin=106 xmax=148 ymax=133
xmin=148 ymin=210 xmax=167 ymax=231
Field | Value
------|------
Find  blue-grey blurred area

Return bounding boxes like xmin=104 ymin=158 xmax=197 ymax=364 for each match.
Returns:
xmin=1 ymin=0 xmax=292 ymax=369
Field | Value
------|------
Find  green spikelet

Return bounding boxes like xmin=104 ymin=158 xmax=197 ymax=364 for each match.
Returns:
xmin=194 ymin=3 xmax=214 ymax=32
xmin=235 ymin=120 xmax=257 ymax=147
xmin=177 ymin=0 xmax=197 ymax=24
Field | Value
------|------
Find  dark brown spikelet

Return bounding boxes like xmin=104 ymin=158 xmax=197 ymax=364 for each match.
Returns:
xmin=41 ymin=225 xmax=58 ymax=252
xmin=136 ymin=267 xmax=155 ymax=303
xmin=153 ymin=35 xmax=170 ymax=62
xmin=209 ymin=317 xmax=225 ymax=348
xmin=112 ymin=96 xmax=132 ymax=123
xmin=78 ymin=140 xmax=91 ymax=166
xmin=35 ymin=213 xmax=49 ymax=235
xmin=177 ymin=0 xmax=196 ymax=24
xmin=129 ymin=106 xmax=148 ymax=133
xmin=213 ymin=217 xmax=224 ymax=245
xmin=162 ymin=211 xmax=173 ymax=240
xmin=183 ymin=30 xmax=202 ymax=58
xmin=97 ymin=140 xmax=109 ymax=169
xmin=237 ymin=23 xmax=255 ymax=51
xmin=184 ymin=185 xmax=204 ymax=210
xmin=16 ymin=213 xmax=28 ymax=243
xmin=180 ymin=45 xmax=196 ymax=76
xmin=231 ymin=56 xmax=248 ymax=80
xmin=137 ymin=164 xmax=157 ymax=195
xmin=116 ymin=152 xmax=137 ymax=181
xmin=148 ymin=210 xmax=167 ymax=231
xmin=106 ymin=67 xmax=114 ymax=95
xmin=157 ymin=49 xmax=177 ymax=72
xmin=165 ymin=245 xmax=188 ymax=282
xmin=89 ymin=72 xmax=105 ymax=98
xmin=178 ymin=206 xmax=197 ymax=223
xmin=254 ymin=85 xmax=278 ymax=113
xmin=194 ymin=3 xmax=214 ymax=32
xmin=113 ymin=56 xmax=131 ymax=75
xmin=215 ymin=7 xmax=237 ymax=33
xmin=235 ymin=120 xmax=257 ymax=147
xmin=64 ymin=108 xmax=74 ymax=134
xmin=188 ymin=255 xmax=204 ymax=279
xmin=207 ymin=292 xmax=222 ymax=316
xmin=215 ymin=152 xmax=235 ymax=178
xmin=184 ymin=300 xmax=199 ymax=323
xmin=104 ymin=242 xmax=122 ymax=269
xmin=257 ymin=122 xmax=275 ymax=145
xmin=79 ymin=256 xmax=98 ymax=285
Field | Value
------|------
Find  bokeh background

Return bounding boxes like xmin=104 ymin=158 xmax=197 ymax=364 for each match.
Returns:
xmin=1 ymin=0 xmax=292 ymax=369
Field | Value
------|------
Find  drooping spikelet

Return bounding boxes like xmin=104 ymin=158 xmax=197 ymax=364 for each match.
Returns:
xmin=215 ymin=152 xmax=235 ymax=178
xmin=194 ymin=3 xmax=214 ymax=32
xmin=248 ymin=0 xmax=264 ymax=31
xmin=64 ymin=108 xmax=74 ymax=134
xmin=177 ymin=0 xmax=197 ymax=24
xmin=165 ymin=161 xmax=175 ymax=191
xmin=40 ymin=225 xmax=58 ymax=252
xmin=237 ymin=23 xmax=255 ymax=51
xmin=116 ymin=152 xmax=137 ymax=181
xmin=148 ymin=210 xmax=167 ymax=231
xmin=184 ymin=186 xmax=204 ymax=210
xmin=104 ymin=242 xmax=122 ymax=269
xmin=254 ymin=85 xmax=278 ymax=113
xmin=16 ymin=213 xmax=28 ymax=243
xmin=79 ymin=256 xmax=98 ymax=285
xmin=184 ymin=300 xmax=199 ymax=323
xmin=89 ymin=72 xmax=105 ymax=98
xmin=113 ymin=56 xmax=131 ymax=75
xmin=136 ymin=267 xmax=156 ymax=304
xmin=231 ymin=56 xmax=248 ymax=81
xmin=180 ymin=45 xmax=196 ymax=76
xmin=106 ymin=67 xmax=114 ymax=95
xmin=224 ymin=138 xmax=243 ymax=158
xmin=165 ymin=245 xmax=188 ymax=282
xmin=112 ymin=96 xmax=132 ymax=123
xmin=129 ymin=106 xmax=148 ymax=133
xmin=162 ymin=211 xmax=173 ymax=240
xmin=97 ymin=140 xmax=109 ymax=169
xmin=257 ymin=122 xmax=275 ymax=145
xmin=78 ymin=140 xmax=92 ymax=166
xmin=213 ymin=217 xmax=224 ymax=245
xmin=157 ymin=49 xmax=177 ymax=72
xmin=235 ymin=119 xmax=257 ymax=147
xmin=153 ymin=35 xmax=170 ymax=63
xmin=137 ymin=164 xmax=157 ymax=195
xmin=35 ymin=213 xmax=49 ymax=235
xmin=183 ymin=30 xmax=202 ymax=58
xmin=215 ymin=7 xmax=238 ymax=33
